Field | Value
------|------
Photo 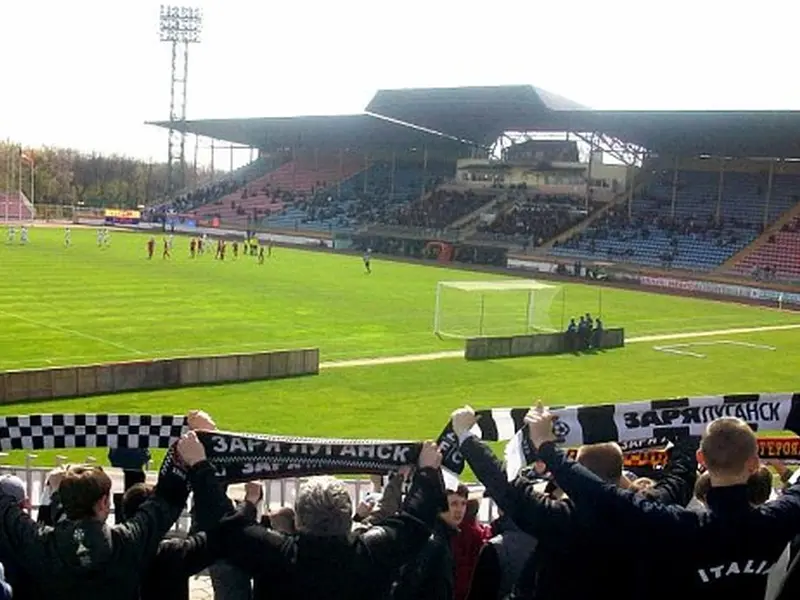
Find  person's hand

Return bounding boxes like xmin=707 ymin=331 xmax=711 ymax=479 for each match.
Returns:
xmin=244 ymin=481 xmax=263 ymax=505
xmin=451 ymin=406 xmax=478 ymax=437
xmin=355 ymin=498 xmax=374 ymax=518
xmin=397 ymin=465 xmax=413 ymax=480
xmin=176 ymin=431 xmax=207 ymax=467
xmin=418 ymin=441 xmax=443 ymax=469
xmin=187 ymin=410 xmax=217 ymax=431
xmin=525 ymin=402 xmax=557 ymax=450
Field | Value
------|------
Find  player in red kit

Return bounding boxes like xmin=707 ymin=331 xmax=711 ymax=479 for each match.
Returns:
xmin=147 ymin=237 xmax=155 ymax=259
xmin=232 ymin=241 xmax=239 ymax=259
xmin=163 ymin=238 xmax=171 ymax=259
xmin=219 ymin=240 xmax=227 ymax=261
xmin=190 ymin=238 xmax=196 ymax=258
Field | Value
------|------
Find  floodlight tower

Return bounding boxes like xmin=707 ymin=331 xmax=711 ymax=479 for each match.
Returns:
xmin=159 ymin=5 xmax=202 ymax=194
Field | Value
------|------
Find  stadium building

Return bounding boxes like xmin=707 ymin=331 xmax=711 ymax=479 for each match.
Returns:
xmin=150 ymin=85 xmax=800 ymax=285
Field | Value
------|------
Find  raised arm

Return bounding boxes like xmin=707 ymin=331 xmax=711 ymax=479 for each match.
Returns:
xmin=647 ymin=437 xmax=698 ymax=507
xmin=527 ymin=404 xmax=690 ymax=535
xmin=0 ymin=495 xmax=50 ymax=576
xmin=452 ymin=406 xmax=576 ymax=540
xmin=114 ymin=441 xmax=191 ymax=563
xmin=360 ymin=442 xmax=446 ymax=572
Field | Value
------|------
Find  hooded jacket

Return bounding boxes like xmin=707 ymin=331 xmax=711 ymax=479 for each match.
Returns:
xmin=0 ymin=460 xmax=190 ymax=600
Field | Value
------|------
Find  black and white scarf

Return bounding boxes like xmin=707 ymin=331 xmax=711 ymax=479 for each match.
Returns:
xmin=436 ymin=392 xmax=800 ymax=479
xmin=1 ymin=392 xmax=798 ymax=483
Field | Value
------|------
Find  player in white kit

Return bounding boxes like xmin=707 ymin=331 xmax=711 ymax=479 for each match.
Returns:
xmin=20 ymin=226 xmax=28 ymax=245
xmin=6 ymin=226 xmax=15 ymax=244
xmin=64 ymin=227 xmax=71 ymax=248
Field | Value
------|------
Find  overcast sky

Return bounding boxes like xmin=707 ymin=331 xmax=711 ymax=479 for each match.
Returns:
xmin=2 ymin=0 xmax=798 ymax=167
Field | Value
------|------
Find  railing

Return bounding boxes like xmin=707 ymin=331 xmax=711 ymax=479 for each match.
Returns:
xmin=0 ymin=460 xmax=500 ymax=526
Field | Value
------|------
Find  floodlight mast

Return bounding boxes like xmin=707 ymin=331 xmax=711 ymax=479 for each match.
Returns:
xmin=159 ymin=5 xmax=202 ymax=195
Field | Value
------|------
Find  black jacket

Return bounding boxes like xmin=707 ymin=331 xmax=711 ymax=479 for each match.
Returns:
xmin=0 ymin=460 xmax=190 ymax=600
xmin=193 ymin=464 xmax=445 ymax=600
xmin=538 ymin=441 xmax=800 ymax=600
xmin=460 ymin=435 xmax=696 ymax=600
xmin=392 ymin=518 xmax=457 ymax=600
xmin=139 ymin=463 xmax=255 ymax=600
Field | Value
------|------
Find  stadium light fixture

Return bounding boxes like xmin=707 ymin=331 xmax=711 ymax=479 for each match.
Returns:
xmin=159 ymin=5 xmax=203 ymax=44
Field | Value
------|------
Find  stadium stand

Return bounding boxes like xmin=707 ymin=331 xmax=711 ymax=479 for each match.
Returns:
xmin=0 ymin=192 xmax=35 ymax=221
xmin=263 ymin=157 xmax=452 ymax=232
xmin=194 ymin=154 xmax=364 ymax=229
xmin=550 ymin=167 xmax=800 ymax=270
xmin=471 ymin=192 xmax=591 ymax=249
xmin=730 ymin=215 xmax=800 ymax=281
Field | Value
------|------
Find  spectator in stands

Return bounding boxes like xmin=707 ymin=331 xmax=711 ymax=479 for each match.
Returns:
xmin=108 ymin=446 xmax=150 ymax=524
xmin=267 ymin=507 xmax=296 ymax=534
xmin=0 ymin=475 xmax=33 ymax=599
xmin=191 ymin=441 xmax=446 ymax=600
xmin=450 ymin=405 xmax=697 ymax=600
xmin=466 ymin=506 xmax=536 ymax=600
xmin=526 ymin=406 xmax=800 ymax=599
xmin=452 ymin=496 xmax=491 ymax=600
xmin=0 ymin=413 xmax=210 ymax=600
xmin=393 ymin=484 xmax=468 ymax=600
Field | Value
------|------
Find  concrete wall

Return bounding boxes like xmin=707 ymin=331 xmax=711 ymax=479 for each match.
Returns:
xmin=465 ymin=329 xmax=624 ymax=360
xmin=0 ymin=348 xmax=319 ymax=404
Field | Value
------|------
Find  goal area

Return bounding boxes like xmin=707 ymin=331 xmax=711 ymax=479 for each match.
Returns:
xmin=433 ymin=280 xmax=563 ymax=339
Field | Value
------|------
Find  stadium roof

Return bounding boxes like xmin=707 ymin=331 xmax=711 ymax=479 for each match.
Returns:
xmin=149 ymin=84 xmax=800 ymax=158
xmin=365 ymin=85 xmax=587 ymax=144
xmin=147 ymin=113 xmax=474 ymax=152
xmin=539 ymin=110 xmax=800 ymax=158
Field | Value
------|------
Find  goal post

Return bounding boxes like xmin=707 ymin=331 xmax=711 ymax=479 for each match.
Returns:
xmin=433 ymin=280 xmax=564 ymax=339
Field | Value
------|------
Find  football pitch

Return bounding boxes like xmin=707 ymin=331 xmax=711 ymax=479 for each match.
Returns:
xmin=0 ymin=226 xmax=799 ymax=468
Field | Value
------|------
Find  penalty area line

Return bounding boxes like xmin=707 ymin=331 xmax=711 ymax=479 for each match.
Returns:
xmin=0 ymin=309 xmax=145 ymax=356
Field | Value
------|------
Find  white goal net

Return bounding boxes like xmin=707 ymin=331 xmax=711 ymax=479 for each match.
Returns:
xmin=433 ymin=280 xmax=563 ymax=339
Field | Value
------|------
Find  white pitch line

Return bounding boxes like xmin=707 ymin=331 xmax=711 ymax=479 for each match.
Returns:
xmin=318 ymin=322 xmax=800 ymax=369
xmin=0 ymin=309 xmax=144 ymax=356
xmin=627 ymin=323 xmax=800 ymax=343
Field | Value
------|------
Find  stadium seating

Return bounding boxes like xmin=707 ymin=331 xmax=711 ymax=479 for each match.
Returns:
xmin=730 ymin=217 xmax=800 ymax=280
xmin=194 ymin=155 xmax=363 ymax=229
xmin=0 ymin=192 xmax=35 ymax=221
xmin=263 ymin=159 xmax=452 ymax=233
xmin=470 ymin=194 xmax=589 ymax=248
xmin=550 ymin=170 xmax=800 ymax=270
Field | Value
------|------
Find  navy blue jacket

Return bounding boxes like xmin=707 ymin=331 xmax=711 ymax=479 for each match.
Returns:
xmin=538 ymin=441 xmax=800 ymax=600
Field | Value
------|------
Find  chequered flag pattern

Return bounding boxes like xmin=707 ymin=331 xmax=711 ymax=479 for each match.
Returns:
xmin=0 ymin=414 xmax=187 ymax=451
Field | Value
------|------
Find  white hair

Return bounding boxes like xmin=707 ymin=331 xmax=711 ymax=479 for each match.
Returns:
xmin=294 ymin=476 xmax=353 ymax=536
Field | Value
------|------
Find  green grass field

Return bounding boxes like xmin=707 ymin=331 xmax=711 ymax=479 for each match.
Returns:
xmin=0 ymin=225 xmax=799 ymax=469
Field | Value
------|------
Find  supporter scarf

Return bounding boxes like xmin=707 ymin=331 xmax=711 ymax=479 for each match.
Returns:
xmin=193 ymin=431 xmax=420 ymax=484
xmin=1 ymin=392 xmax=798 ymax=484
xmin=437 ymin=392 xmax=800 ymax=479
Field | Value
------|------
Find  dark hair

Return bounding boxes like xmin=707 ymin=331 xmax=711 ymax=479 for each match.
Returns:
xmin=447 ymin=484 xmax=469 ymax=499
xmin=121 ymin=483 xmax=155 ymax=520
xmin=59 ymin=466 xmax=113 ymax=520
